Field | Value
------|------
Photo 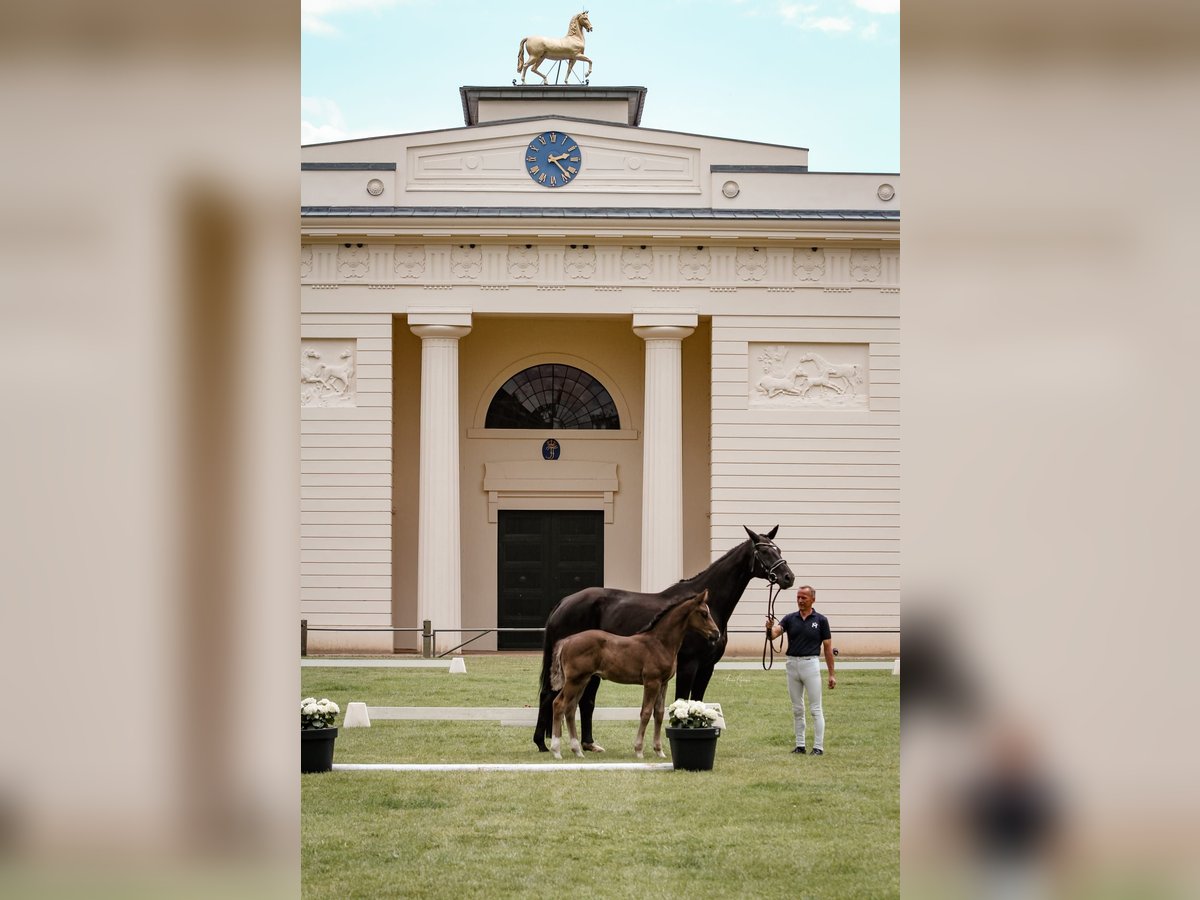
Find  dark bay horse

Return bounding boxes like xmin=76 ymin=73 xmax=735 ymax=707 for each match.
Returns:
xmin=550 ymin=590 xmax=719 ymax=759
xmin=533 ymin=526 xmax=794 ymax=752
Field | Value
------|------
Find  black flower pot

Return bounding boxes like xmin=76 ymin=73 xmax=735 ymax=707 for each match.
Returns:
xmin=665 ymin=726 xmax=721 ymax=771
xmin=301 ymin=727 xmax=338 ymax=773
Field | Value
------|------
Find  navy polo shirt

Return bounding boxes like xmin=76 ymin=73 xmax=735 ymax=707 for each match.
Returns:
xmin=779 ymin=610 xmax=831 ymax=657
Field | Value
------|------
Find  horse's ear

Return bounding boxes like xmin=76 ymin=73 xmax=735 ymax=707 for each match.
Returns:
xmin=695 ymin=589 xmax=709 ymax=604
xmin=766 ymin=525 xmax=779 ymax=539
xmin=743 ymin=525 xmax=759 ymax=541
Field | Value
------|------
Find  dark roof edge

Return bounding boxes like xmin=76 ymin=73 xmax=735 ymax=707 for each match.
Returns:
xmin=300 ymin=206 xmax=899 ymax=220
xmin=301 ymin=162 xmax=397 ymax=171
xmin=711 ymin=165 xmax=809 ymax=174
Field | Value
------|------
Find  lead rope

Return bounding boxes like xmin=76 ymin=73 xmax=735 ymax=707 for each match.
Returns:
xmin=761 ymin=579 xmax=786 ymax=670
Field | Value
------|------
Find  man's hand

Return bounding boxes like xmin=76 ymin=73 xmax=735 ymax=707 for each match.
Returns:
xmin=828 ymin=674 xmax=837 ymax=690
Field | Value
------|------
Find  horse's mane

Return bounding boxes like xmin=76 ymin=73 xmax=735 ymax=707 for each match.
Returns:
xmin=637 ymin=593 xmax=699 ymax=634
xmin=675 ymin=538 xmax=749 ymax=588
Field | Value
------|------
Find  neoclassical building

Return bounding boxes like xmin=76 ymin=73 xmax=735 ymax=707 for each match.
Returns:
xmin=301 ymin=86 xmax=899 ymax=655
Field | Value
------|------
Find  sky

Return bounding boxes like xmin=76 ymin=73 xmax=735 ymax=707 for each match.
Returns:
xmin=302 ymin=0 xmax=898 ymax=173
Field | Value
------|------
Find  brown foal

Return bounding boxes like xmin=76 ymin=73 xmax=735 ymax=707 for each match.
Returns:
xmin=549 ymin=590 xmax=719 ymax=760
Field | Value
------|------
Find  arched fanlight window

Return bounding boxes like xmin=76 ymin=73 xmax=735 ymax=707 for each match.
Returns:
xmin=485 ymin=364 xmax=620 ymax=430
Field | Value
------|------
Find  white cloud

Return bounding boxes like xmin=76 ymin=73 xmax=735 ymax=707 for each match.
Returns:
xmin=807 ymin=16 xmax=854 ymax=31
xmin=861 ymin=21 xmax=880 ymax=39
xmin=853 ymin=0 xmax=899 ymax=13
xmin=301 ymin=96 xmax=349 ymax=144
xmin=302 ymin=0 xmax=402 ymax=37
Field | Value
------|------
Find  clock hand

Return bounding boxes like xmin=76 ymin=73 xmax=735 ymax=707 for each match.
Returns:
xmin=550 ymin=157 xmax=570 ymax=176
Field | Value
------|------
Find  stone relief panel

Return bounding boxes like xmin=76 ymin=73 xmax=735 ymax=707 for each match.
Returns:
xmin=393 ymin=245 xmax=426 ymax=279
xmin=621 ymin=246 xmax=653 ymax=280
xmin=564 ymin=244 xmax=597 ymax=279
xmin=735 ymin=247 xmax=766 ymax=282
xmin=748 ymin=342 xmax=869 ymax=409
xmin=301 ymin=340 xmax=356 ymax=408
xmin=850 ymin=249 xmax=882 ymax=283
xmin=300 ymin=245 xmax=313 ymax=279
xmin=451 ymin=244 xmax=483 ymax=279
xmin=507 ymin=245 xmax=539 ymax=279
xmin=793 ymin=248 xmax=826 ymax=282
xmin=337 ymin=244 xmax=369 ymax=279
xmin=678 ymin=246 xmax=711 ymax=281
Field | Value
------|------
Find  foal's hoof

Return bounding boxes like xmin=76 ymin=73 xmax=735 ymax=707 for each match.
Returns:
xmin=582 ymin=742 xmax=605 ymax=753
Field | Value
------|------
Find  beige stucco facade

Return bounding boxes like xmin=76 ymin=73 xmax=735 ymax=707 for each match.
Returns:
xmin=301 ymin=86 xmax=899 ymax=657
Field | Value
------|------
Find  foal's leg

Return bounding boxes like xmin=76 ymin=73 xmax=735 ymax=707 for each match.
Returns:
xmin=551 ymin=693 xmax=566 ymax=760
xmin=563 ymin=681 xmax=585 ymax=758
xmin=652 ymin=683 xmax=666 ymax=758
xmin=579 ymin=675 xmax=605 ymax=753
xmin=634 ymin=682 xmax=657 ymax=759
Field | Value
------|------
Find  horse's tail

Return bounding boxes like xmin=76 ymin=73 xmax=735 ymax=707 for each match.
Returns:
xmin=549 ymin=640 xmax=565 ymax=691
xmin=517 ymin=38 xmax=526 ymax=73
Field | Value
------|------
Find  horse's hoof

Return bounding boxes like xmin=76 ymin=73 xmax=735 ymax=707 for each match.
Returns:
xmin=553 ymin=752 xmax=562 ymax=760
xmin=635 ymin=751 xmax=644 ymax=760
xmin=582 ymin=742 xmax=605 ymax=753
xmin=534 ymin=743 xmax=549 ymax=753
xmin=655 ymin=749 xmax=666 ymax=759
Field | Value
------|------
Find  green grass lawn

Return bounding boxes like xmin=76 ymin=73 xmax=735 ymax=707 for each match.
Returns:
xmin=302 ymin=657 xmax=898 ymax=899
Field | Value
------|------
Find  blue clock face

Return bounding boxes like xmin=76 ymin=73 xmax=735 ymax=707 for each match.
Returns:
xmin=524 ymin=131 xmax=581 ymax=188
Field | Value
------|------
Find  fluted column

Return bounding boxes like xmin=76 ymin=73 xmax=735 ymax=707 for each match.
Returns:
xmin=633 ymin=313 xmax=697 ymax=592
xmin=409 ymin=313 xmax=471 ymax=654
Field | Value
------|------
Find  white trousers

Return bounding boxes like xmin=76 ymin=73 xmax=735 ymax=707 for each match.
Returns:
xmin=785 ymin=656 xmax=825 ymax=750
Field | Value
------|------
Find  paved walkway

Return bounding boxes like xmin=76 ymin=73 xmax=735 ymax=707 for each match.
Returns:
xmin=334 ymin=762 xmax=673 ymax=772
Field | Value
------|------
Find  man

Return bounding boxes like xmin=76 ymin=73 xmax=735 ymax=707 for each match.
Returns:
xmin=766 ymin=584 xmax=836 ymax=755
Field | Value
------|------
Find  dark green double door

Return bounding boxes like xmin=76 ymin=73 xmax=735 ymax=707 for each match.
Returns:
xmin=497 ymin=510 xmax=604 ymax=649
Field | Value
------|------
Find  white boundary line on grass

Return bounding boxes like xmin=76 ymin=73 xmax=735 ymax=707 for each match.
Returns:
xmin=333 ymin=762 xmax=674 ymax=772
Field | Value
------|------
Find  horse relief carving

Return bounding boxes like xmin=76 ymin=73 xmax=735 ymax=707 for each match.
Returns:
xmin=517 ymin=11 xmax=593 ymax=85
xmin=301 ymin=344 xmax=356 ymax=408
xmin=337 ymin=244 xmax=369 ymax=279
xmin=300 ymin=245 xmax=313 ymax=279
xmin=850 ymin=249 xmax=882 ymax=283
xmin=793 ymin=247 xmax=825 ymax=282
xmin=564 ymin=244 xmax=597 ymax=279
xmin=735 ymin=247 xmax=766 ymax=282
xmin=678 ymin=246 xmax=711 ymax=281
xmin=621 ymin=246 xmax=653 ymax=280
xmin=393 ymin=245 xmax=426 ymax=279
xmin=451 ymin=244 xmax=483 ymax=279
xmin=507 ymin=245 xmax=539 ymax=279
xmin=752 ymin=344 xmax=867 ymax=408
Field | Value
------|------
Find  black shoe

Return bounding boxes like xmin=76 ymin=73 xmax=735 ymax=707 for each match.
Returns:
xmin=811 ymin=748 xmax=824 ymax=756
xmin=791 ymin=746 xmax=806 ymax=754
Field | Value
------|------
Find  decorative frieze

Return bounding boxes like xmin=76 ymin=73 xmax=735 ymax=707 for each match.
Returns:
xmin=507 ymin=245 xmax=539 ymax=279
xmin=621 ymin=246 xmax=653 ymax=280
xmin=564 ymin=244 xmax=597 ymax=279
xmin=394 ymin=245 xmax=426 ymax=279
xmin=301 ymin=340 xmax=356 ymax=408
xmin=337 ymin=244 xmax=369 ymax=279
xmin=749 ymin=343 xmax=868 ymax=409
xmin=850 ymin=249 xmax=882 ymax=283
xmin=298 ymin=241 xmax=900 ymax=289
xmin=735 ymin=247 xmax=766 ymax=281
xmin=451 ymin=244 xmax=482 ymax=279
xmin=793 ymin=247 xmax=825 ymax=282
xmin=678 ymin=246 xmax=711 ymax=281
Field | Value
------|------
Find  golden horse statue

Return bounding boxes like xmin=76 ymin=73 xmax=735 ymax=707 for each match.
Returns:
xmin=516 ymin=11 xmax=593 ymax=85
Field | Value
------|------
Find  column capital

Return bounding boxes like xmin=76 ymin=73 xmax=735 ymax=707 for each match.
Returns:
xmin=408 ymin=308 xmax=472 ymax=335
xmin=633 ymin=323 xmax=694 ymax=342
xmin=632 ymin=310 xmax=698 ymax=330
xmin=411 ymin=323 xmax=471 ymax=340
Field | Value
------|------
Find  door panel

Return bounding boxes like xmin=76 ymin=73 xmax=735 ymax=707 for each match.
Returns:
xmin=497 ymin=510 xmax=603 ymax=649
